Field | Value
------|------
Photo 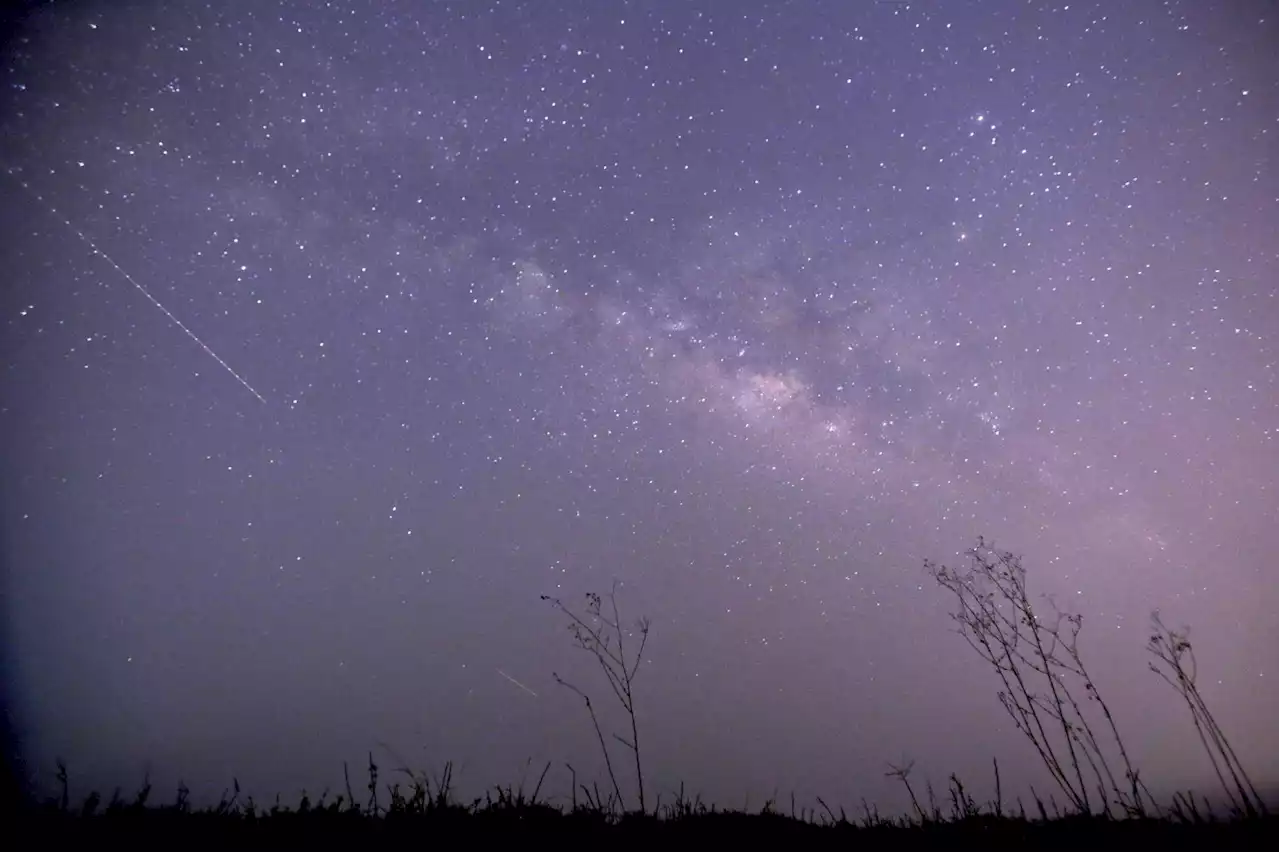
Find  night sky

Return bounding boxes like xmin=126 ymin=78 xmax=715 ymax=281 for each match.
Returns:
xmin=1 ymin=0 xmax=1275 ymax=814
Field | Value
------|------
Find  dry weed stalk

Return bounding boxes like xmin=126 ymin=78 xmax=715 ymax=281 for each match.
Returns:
xmin=1147 ymin=614 xmax=1269 ymax=818
xmin=926 ymin=537 xmax=1152 ymax=817
xmin=542 ymin=581 xmax=651 ymax=813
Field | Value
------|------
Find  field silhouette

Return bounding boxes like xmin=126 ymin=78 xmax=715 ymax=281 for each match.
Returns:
xmin=11 ymin=540 xmax=1274 ymax=848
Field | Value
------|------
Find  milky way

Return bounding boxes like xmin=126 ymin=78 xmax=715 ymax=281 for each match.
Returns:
xmin=0 ymin=1 xmax=1274 ymax=812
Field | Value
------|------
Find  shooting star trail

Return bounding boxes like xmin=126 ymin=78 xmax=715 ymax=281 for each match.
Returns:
xmin=497 ymin=669 xmax=538 ymax=697
xmin=4 ymin=168 xmax=266 ymax=403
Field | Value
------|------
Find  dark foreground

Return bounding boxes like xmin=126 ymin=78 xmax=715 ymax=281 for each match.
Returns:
xmin=14 ymin=798 xmax=1274 ymax=850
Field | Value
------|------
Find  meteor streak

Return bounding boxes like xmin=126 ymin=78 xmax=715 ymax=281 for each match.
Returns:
xmin=497 ymin=669 xmax=538 ymax=697
xmin=5 ymin=167 xmax=266 ymax=404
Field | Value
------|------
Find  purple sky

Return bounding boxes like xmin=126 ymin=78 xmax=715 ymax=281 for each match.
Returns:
xmin=1 ymin=0 xmax=1274 ymax=814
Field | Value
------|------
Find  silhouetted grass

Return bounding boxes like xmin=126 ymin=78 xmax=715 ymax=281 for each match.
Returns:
xmin=13 ymin=541 xmax=1272 ymax=847
xmin=13 ymin=756 xmax=1274 ymax=849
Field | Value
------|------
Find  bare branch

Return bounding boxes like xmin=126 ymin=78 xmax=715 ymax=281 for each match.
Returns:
xmin=925 ymin=539 xmax=1152 ymax=817
xmin=543 ymin=585 xmax=650 ymax=813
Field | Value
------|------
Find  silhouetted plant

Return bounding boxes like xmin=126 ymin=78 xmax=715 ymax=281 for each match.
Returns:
xmin=213 ymin=778 xmax=240 ymax=816
xmin=372 ymin=740 xmax=463 ymax=817
xmin=542 ymin=581 xmax=651 ymax=813
xmin=21 ymin=755 xmax=1274 ymax=848
xmin=55 ymin=759 xmax=69 ymax=812
xmin=991 ymin=757 xmax=1004 ymax=817
xmin=949 ymin=773 xmax=979 ymax=819
xmin=886 ymin=758 xmax=926 ymax=821
xmin=365 ymin=752 xmax=380 ymax=816
xmin=1147 ymin=613 xmax=1269 ymax=818
xmin=926 ymin=537 xmax=1153 ymax=817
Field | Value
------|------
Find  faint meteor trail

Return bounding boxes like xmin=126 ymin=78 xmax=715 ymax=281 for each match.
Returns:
xmin=497 ymin=669 xmax=538 ymax=697
xmin=3 ymin=167 xmax=266 ymax=404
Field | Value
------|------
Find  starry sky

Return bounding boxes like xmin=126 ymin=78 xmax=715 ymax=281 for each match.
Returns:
xmin=0 ymin=0 xmax=1275 ymax=814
